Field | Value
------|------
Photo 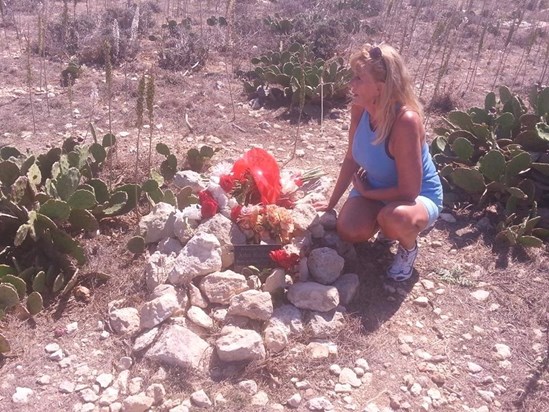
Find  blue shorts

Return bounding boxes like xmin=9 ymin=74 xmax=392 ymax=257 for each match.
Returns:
xmin=349 ymin=189 xmax=442 ymax=229
xmin=417 ymin=195 xmax=441 ymax=229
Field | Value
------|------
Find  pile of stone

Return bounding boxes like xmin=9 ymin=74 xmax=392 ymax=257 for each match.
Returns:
xmin=108 ymin=199 xmax=360 ymax=374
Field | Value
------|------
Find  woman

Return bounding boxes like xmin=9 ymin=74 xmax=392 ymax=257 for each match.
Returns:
xmin=317 ymin=44 xmax=443 ymax=281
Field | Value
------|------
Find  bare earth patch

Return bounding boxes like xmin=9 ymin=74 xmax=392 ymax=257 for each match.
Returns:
xmin=1 ymin=1 xmax=548 ymax=412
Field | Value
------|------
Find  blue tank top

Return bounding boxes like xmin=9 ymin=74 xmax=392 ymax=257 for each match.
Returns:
xmin=352 ymin=110 xmax=443 ymax=208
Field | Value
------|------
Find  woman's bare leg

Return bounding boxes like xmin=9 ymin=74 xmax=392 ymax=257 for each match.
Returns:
xmin=337 ymin=196 xmax=384 ymax=243
xmin=377 ymin=201 xmax=430 ymax=249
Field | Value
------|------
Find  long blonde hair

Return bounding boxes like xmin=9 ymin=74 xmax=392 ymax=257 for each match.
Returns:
xmin=349 ymin=43 xmax=423 ymax=145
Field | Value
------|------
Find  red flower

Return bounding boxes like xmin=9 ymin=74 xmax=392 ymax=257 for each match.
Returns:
xmin=230 ymin=205 xmax=242 ymax=222
xmin=231 ymin=148 xmax=281 ymax=205
xmin=199 ymin=190 xmax=219 ymax=218
xmin=269 ymin=249 xmax=300 ymax=271
xmin=220 ymin=174 xmax=235 ymax=193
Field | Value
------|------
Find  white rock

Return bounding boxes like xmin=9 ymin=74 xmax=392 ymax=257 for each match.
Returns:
xmin=197 ymin=213 xmax=246 ymax=269
xmin=80 ymin=388 xmax=99 ymax=403
xmin=80 ymin=403 xmax=95 ymax=412
xmin=330 ymin=364 xmax=342 ymax=375
xmin=157 ymin=237 xmax=183 ymax=256
xmin=263 ymin=268 xmax=286 ymax=294
xmin=139 ymin=202 xmax=176 ymax=243
xmin=471 ymin=290 xmax=490 ymax=301
xmin=139 ymin=293 xmax=180 ymax=329
xmin=494 ymin=343 xmax=512 ymax=360
xmin=355 ymin=358 xmax=370 ymax=370
xmin=169 ymin=232 xmax=222 ymax=284
xmin=238 ymin=380 xmax=258 ymax=395
xmin=215 ymin=326 xmax=266 ymax=362
xmin=335 ymin=383 xmax=352 ymax=393
xmin=309 ymin=307 xmax=346 ymax=338
xmin=145 ymin=251 xmax=176 ymax=291
xmin=410 ymin=382 xmax=422 ymax=396
xmin=333 ymin=273 xmax=359 ymax=305
xmin=98 ymin=387 xmax=119 ymax=405
xmin=287 ymin=393 xmax=302 ymax=408
xmin=12 ymin=387 xmax=33 ymax=404
xmin=50 ymin=349 xmax=65 ymax=361
xmin=66 ymin=322 xmax=78 ymax=334
xmin=420 ymin=279 xmax=435 ymax=290
xmin=468 ymin=362 xmax=483 ymax=373
xmin=122 ymin=393 xmax=154 ymax=412
xmin=413 ymin=296 xmax=430 ymax=307
xmin=145 ymin=325 xmax=211 ymax=371
xmin=307 ymin=247 xmax=344 ymax=284
xmin=36 ymin=375 xmax=51 ymax=385
xmin=58 ymin=381 xmax=76 ymax=394
xmin=251 ymin=390 xmax=269 ymax=406
xmin=187 ymin=306 xmax=214 ymax=329
xmin=174 ymin=170 xmax=207 ymax=192
xmin=190 ymin=389 xmax=212 ymax=407
xmin=199 ymin=270 xmax=248 ymax=304
xmin=339 ymin=368 xmax=361 ymax=387
xmin=109 ymin=307 xmax=140 ymax=335
xmin=45 ymin=343 xmax=60 ymax=353
xmin=306 ymin=342 xmax=330 ymax=359
xmin=188 ymin=283 xmax=208 ymax=308
xmin=477 ymin=389 xmax=495 ymax=403
xmin=96 ymin=373 xmax=114 ymax=389
xmin=128 ymin=378 xmax=143 ymax=395
xmin=427 ymin=388 xmax=441 ymax=400
xmin=286 ymin=281 xmax=339 ymax=312
xmin=228 ymin=290 xmax=273 ymax=321
xmin=133 ymin=327 xmax=160 ymax=352
xmin=364 ymin=403 xmax=381 ymax=412
xmin=306 ymin=396 xmax=334 ymax=411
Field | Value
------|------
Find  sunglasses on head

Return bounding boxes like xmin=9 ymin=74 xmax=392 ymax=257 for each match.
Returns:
xmin=368 ymin=46 xmax=387 ymax=75
xmin=369 ymin=46 xmax=383 ymax=60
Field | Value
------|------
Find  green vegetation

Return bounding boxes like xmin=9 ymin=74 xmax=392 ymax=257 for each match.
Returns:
xmin=430 ymin=86 xmax=549 ymax=247
xmin=0 ymin=135 xmax=139 ymax=318
xmin=244 ymin=42 xmax=352 ymax=108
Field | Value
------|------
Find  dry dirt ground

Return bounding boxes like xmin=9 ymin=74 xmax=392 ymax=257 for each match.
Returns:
xmin=0 ymin=1 xmax=548 ymax=411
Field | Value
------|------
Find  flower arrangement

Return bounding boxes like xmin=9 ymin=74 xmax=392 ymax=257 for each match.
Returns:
xmin=196 ymin=148 xmax=328 ymax=252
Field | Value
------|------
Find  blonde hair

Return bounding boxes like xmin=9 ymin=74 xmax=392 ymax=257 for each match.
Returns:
xmin=349 ymin=43 xmax=423 ymax=145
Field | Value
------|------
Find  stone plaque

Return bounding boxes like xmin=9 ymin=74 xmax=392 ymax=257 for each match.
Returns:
xmin=233 ymin=244 xmax=281 ymax=270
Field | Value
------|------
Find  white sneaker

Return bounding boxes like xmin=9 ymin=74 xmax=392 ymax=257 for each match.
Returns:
xmin=386 ymin=243 xmax=418 ymax=281
xmin=375 ymin=230 xmax=397 ymax=246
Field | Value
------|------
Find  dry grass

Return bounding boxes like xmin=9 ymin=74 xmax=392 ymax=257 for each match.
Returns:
xmin=0 ymin=1 xmax=548 ymax=411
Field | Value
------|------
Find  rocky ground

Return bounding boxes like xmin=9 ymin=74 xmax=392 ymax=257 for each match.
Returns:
xmin=1 ymin=199 xmax=547 ymax=412
xmin=1 ymin=1 xmax=548 ymax=411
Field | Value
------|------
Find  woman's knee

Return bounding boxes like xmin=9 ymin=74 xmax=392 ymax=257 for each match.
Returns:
xmin=378 ymin=205 xmax=414 ymax=233
xmin=337 ymin=218 xmax=376 ymax=243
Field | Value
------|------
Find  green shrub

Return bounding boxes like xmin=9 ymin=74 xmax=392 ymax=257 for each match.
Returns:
xmin=430 ymin=86 xmax=549 ymax=246
xmin=244 ymin=42 xmax=352 ymax=108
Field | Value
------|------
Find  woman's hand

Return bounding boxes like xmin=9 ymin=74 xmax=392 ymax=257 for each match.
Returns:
xmin=313 ymin=199 xmax=333 ymax=212
xmin=352 ymin=168 xmax=371 ymax=196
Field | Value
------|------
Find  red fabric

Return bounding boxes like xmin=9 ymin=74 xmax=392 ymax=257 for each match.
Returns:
xmin=269 ymin=249 xmax=299 ymax=271
xmin=230 ymin=205 xmax=242 ymax=222
xmin=231 ymin=148 xmax=281 ymax=205
xmin=199 ymin=190 xmax=219 ymax=218
xmin=219 ymin=174 xmax=235 ymax=193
